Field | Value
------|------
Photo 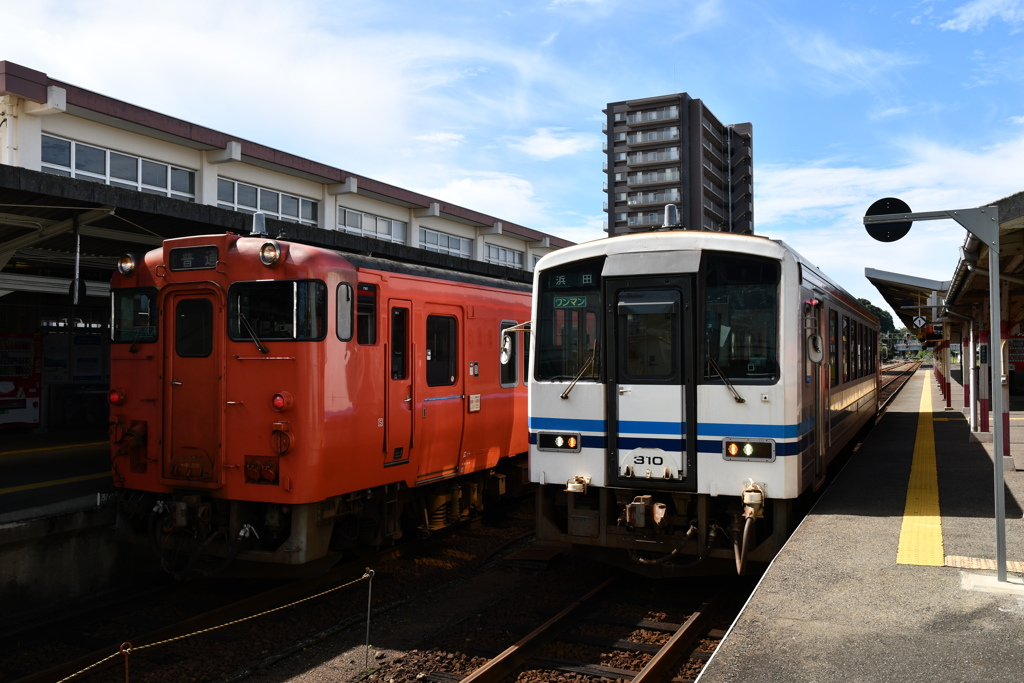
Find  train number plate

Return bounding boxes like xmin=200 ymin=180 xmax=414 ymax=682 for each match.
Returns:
xmin=618 ymin=448 xmax=684 ymax=480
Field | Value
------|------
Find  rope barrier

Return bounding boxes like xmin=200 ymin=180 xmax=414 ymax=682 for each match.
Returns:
xmin=56 ymin=569 xmax=374 ymax=682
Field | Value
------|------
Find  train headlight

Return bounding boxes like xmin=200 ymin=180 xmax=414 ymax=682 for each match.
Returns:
xmin=722 ymin=438 xmax=775 ymax=462
xmin=259 ymin=241 xmax=282 ymax=266
xmin=538 ymin=432 xmax=582 ymax=453
xmin=116 ymin=254 xmax=139 ymax=276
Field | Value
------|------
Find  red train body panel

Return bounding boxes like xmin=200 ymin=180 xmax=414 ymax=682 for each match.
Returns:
xmin=109 ymin=233 xmax=531 ymax=575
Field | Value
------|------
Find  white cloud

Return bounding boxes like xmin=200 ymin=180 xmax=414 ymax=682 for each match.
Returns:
xmin=412 ymin=132 xmax=465 ymax=147
xmin=783 ymin=29 xmax=917 ymax=96
xmin=411 ymin=172 xmax=550 ymax=226
xmin=510 ymin=128 xmax=600 ymax=160
xmin=756 ymin=134 xmax=1024 ymax=318
xmin=941 ymin=0 xmax=1024 ymax=31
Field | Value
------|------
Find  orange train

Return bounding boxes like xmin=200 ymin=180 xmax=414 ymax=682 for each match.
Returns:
xmin=109 ymin=230 xmax=531 ymax=576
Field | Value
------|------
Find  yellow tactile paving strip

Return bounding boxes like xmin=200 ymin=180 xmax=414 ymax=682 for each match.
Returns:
xmin=896 ymin=370 xmax=945 ymax=566
xmin=946 ymin=555 xmax=1024 ymax=573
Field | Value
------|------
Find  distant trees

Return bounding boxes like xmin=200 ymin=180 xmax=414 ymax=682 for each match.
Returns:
xmin=858 ymin=298 xmax=895 ymax=333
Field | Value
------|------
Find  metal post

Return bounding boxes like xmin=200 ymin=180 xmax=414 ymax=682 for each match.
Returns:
xmin=865 ymin=206 xmax=1005 ymax=582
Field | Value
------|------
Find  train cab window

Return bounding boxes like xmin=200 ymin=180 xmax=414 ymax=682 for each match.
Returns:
xmin=426 ymin=315 xmax=457 ymax=386
xmin=357 ymin=283 xmax=377 ymax=345
xmin=228 ymin=280 xmax=326 ymax=342
xmin=391 ymin=307 xmax=408 ymax=379
xmin=176 ymin=298 xmax=213 ymax=358
xmin=337 ymin=283 xmax=353 ymax=341
xmin=500 ymin=321 xmax=518 ymax=387
xmin=111 ymin=287 xmax=158 ymax=344
xmin=829 ymin=310 xmax=839 ymax=387
xmin=618 ymin=290 xmax=679 ymax=381
xmin=535 ymin=257 xmax=604 ymax=382
xmin=702 ymin=253 xmax=780 ymax=383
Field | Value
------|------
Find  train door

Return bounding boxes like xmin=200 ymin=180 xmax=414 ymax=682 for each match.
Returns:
xmin=803 ymin=292 xmax=826 ymax=487
xmin=605 ymin=277 xmax=695 ymax=490
xmin=163 ymin=288 xmax=222 ymax=485
xmin=414 ymin=305 xmax=465 ymax=483
xmin=386 ymin=300 xmax=412 ymax=466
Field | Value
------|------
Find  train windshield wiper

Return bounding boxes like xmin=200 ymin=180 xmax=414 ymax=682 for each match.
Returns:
xmin=238 ymin=314 xmax=269 ymax=354
xmin=129 ymin=327 xmax=143 ymax=354
xmin=560 ymin=344 xmax=597 ymax=400
xmin=707 ymin=355 xmax=746 ymax=403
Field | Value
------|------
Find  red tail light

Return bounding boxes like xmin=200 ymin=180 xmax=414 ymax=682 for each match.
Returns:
xmin=271 ymin=391 xmax=293 ymax=411
xmin=109 ymin=388 xmax=127 ymax=405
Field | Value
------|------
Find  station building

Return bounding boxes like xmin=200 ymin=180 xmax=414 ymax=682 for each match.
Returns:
xmin=0 ymin=60 xmax=572 ymax=430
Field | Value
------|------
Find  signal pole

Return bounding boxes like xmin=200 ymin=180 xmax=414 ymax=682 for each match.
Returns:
xmin=864 ymin=203 xmax=1006 ymax=582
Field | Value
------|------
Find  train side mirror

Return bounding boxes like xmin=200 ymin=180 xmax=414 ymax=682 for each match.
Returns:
xmin=807 ymin=333 xmax=824 ymax=364
xmin=500 ymin=333 xmax=513 ymax=365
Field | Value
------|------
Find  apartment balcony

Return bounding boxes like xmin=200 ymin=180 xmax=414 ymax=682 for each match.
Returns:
xmin=703 ymin=196 xmax=726 ymax=220
xmin=627 ymin=148 xmax=680 ymax=167
xmin=628 ymin=190 xmax=680 ymax=208
xmin=628 ymin=168 xmax=681 ymax=187
xmin=626 ymin=128 xmax=679 ymax=147
xmin=602 ymin=121 xmax=608 ymax=133
xmin=627 ymin=212 xmax=662 ymax=227
xmin=626 ymin=106 xmax=680 ymax=127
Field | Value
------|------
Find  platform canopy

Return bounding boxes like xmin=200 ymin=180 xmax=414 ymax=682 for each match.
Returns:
xmin=864 ymin=268 xmax=948 ymax=332
xmin=865 ymin=191 xmax=1024 ymax=339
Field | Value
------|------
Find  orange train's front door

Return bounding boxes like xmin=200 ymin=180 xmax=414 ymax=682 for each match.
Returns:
xmin=164 ymin=288 xmax=221 ymax=485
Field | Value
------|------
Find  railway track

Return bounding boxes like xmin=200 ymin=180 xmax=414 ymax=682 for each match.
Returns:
xmin=461 ymin=575 xmax=732 ymax=683
xmin=879 ymin=359 xmax=922 ymax=412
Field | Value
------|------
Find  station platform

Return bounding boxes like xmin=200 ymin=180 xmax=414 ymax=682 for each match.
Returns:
xmin=0 ymin=427 xmax=112 ymax=523
xmin=699 ymin=368 xmax=1024 ymax=682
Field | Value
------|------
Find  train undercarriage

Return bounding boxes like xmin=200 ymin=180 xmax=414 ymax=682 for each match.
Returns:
xmin=117 ymin=456 xmax=529 ymax=579
xmin=535 ymin=484 xmax=797 ymax=578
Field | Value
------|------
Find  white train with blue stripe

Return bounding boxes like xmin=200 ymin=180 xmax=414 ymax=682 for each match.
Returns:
xmin=526 ymin=231 xmax=878 ymax=576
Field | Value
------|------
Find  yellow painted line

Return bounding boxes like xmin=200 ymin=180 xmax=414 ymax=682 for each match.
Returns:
xmin=0 ymin=441 xmax=108 ymax=457
xmin=0 ymin=471 xmax=109 ymax=495
xmin=897 ymin=370 xmax=945 ymax=566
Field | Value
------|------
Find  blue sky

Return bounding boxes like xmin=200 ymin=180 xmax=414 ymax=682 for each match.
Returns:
xmin=7 ymin=0 xmax=1024 ymax=321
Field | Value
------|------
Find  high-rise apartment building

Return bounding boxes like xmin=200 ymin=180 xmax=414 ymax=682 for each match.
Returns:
xmin=603 ymin=93 xmax=753 ymax=236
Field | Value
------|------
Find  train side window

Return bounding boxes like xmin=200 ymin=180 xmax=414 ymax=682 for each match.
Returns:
xmin=357 ymin=283 xmax=377 ymax=345
xmin=391 ymin=307 xmax=408 ymax=380
xmin=426 ymin=315 xmax=457 ymax=386
xmin=842 ymin=315 xmax=850 ymax=383
xmin=829 ymin=310 xmax=838 ymax=387
xmin=857 ymin=323 xmax=864 ymax=378
xmin=500 ymin=321 xmax=518 ymax=387
xmin=337 ymin=283 xmax=353 ymax=341
xmin=176 ymin=298 xmax=213 ymax=358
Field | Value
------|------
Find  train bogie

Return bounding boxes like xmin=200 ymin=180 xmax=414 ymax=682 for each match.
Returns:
xmin=109 ymin=233 xmax=531 ymax=577
xmin=527 ymin=232 xmax=878 ymax=576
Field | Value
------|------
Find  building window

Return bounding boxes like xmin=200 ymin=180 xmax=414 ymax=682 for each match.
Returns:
xmin=338 ymin=207 xmax=407 ymax=244
xmin=41 ymin=134 xmax=196 ymax=201
xmin=486 ymin=244 xmax=524 ymax=269
xmin=219 ymin=178 xmax=318 ymax=226
xmin=420 ymin=227 xmax=472 ymax=258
